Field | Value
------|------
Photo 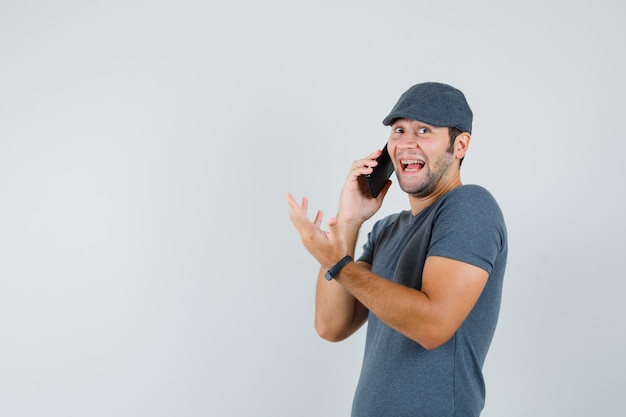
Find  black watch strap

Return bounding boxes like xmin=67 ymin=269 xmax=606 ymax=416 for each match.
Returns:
xmin=324 ymin=255 xmax=354 ymax=281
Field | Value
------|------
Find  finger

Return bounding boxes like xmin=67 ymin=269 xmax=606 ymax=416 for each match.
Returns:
xmin=362 ymin=149 xmax=384 ymax=167
xmin=349 ymin=160 xmax=376 ymax=179
xmin=352 ymin=157 xmax=377 ymax=170
xmin=350 ymin=149 xmax=385 ymax=175
xmin=313 ymin=210 xmax=323 ymax=228
xmin=327 ymin=217 xmax=340 ymax=245
xmin=286 ymin=193 xmax=310 ymax=216
xmin=285 ymin=192 xmax=299 ymax=207
xmin=286 ymin=194 xmax=307 ymax=223
xmin=367 ymin=148 xmax=384 ymax=159
xmin=286 ymin=194 xmax=319 ymax=238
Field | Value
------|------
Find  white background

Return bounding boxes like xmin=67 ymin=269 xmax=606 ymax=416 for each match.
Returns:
xmin=1 ymin=0 xmax=624 ymax=416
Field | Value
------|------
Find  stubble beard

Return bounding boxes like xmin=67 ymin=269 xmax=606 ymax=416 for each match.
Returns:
xmin=397 ymin=150 xmax=455 ymax=198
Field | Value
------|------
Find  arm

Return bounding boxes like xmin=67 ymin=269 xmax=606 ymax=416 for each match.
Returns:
xmin=313 ymin=261 xmax=370 ymax=342
xmin=286 ymin=169 xmax=488 ymax=348
xmin=286 ymin=150 xmax=391 ymax=342
xmin=332 ymin=255 xmax=488 ymax=350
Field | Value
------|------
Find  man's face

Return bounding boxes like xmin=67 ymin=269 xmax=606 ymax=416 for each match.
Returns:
xmin=387 ymin=118 xmax=456 ymax=197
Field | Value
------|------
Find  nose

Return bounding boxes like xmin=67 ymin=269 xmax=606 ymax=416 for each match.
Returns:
xmin=397 ymin=131 xmax=419 ymax=149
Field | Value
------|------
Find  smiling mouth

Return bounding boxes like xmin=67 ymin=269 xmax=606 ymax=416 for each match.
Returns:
xmin=401 ymin=159 xmax=425 ymax=172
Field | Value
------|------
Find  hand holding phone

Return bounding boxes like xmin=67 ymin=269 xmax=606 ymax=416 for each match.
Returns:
xmin=365 ymin=145 xmax=394 ymax=198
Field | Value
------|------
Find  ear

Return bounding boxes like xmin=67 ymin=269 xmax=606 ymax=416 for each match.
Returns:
xmin=455 ymin=132 xmax=471 ymax=160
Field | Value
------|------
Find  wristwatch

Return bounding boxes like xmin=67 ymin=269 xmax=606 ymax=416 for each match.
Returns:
xmin=324 ymin=255 xmax=354 ymax=281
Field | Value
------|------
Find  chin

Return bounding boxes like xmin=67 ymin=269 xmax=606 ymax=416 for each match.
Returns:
xmin=399 ymin=178 xmax=436 ymax=197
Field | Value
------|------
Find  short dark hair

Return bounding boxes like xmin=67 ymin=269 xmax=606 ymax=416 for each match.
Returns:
xmin=448 ymin=127 xmax=464 ymax=167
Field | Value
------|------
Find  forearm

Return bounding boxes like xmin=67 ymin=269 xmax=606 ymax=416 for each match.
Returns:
xmin=333 ymin=257 xmax=488 ymax=350
xmin=333 ymin=262 xmax=442 ymax=349
xmin=314 ymin=266 xmax=367 ymax=341
xmin=314 ymin=222 xmax=367 ymax=342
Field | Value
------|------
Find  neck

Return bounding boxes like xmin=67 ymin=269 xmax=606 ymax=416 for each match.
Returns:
xmin=408 ymin=175 xmax=463 ymax=215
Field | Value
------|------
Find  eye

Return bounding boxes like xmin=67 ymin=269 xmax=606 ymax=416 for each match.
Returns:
xmin=417 ymin=127 xmax=429 ymax=134
xmin=394 ymin=127 xmax=404 ymax=134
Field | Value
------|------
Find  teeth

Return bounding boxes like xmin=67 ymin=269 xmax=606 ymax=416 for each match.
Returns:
xmin=401 ymin=160 xmax=424 ymax=165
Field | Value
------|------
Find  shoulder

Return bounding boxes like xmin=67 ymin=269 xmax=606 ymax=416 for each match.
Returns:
xmin=430 ymin=185 xmax=508 ymax=271
xmin=433 ymin=184 xmax=507 ymax=239
xmin=445 ymin=184 xmax=497 ymax=203
xmin=439 ymin=185 xmax=503 ymax=217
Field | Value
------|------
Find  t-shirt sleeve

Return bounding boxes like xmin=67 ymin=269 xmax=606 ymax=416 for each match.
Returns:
xmin=428 ymin=186 xmax=506 ymax=274
xmin=358 ymin=216 xmax=387 ymax=265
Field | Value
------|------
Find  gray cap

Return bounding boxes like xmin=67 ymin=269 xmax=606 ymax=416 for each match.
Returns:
xmin=382 ymin=82 xmax=473 ymax=133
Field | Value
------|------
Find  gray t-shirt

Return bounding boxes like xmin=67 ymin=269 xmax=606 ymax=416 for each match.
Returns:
xmin=353 ymin=185 xmax=508 ymax=417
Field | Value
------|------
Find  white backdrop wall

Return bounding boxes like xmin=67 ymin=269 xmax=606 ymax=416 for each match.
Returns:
xmin=1 ymin=1 xmax=624 ymax=416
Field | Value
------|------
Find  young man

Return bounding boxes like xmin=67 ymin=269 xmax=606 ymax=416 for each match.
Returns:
xmin=286 ymin=82 xmax=507 ymax=417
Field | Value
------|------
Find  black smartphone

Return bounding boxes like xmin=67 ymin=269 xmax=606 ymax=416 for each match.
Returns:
xmin=365 ymin=145 xmax=394 ymax=198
